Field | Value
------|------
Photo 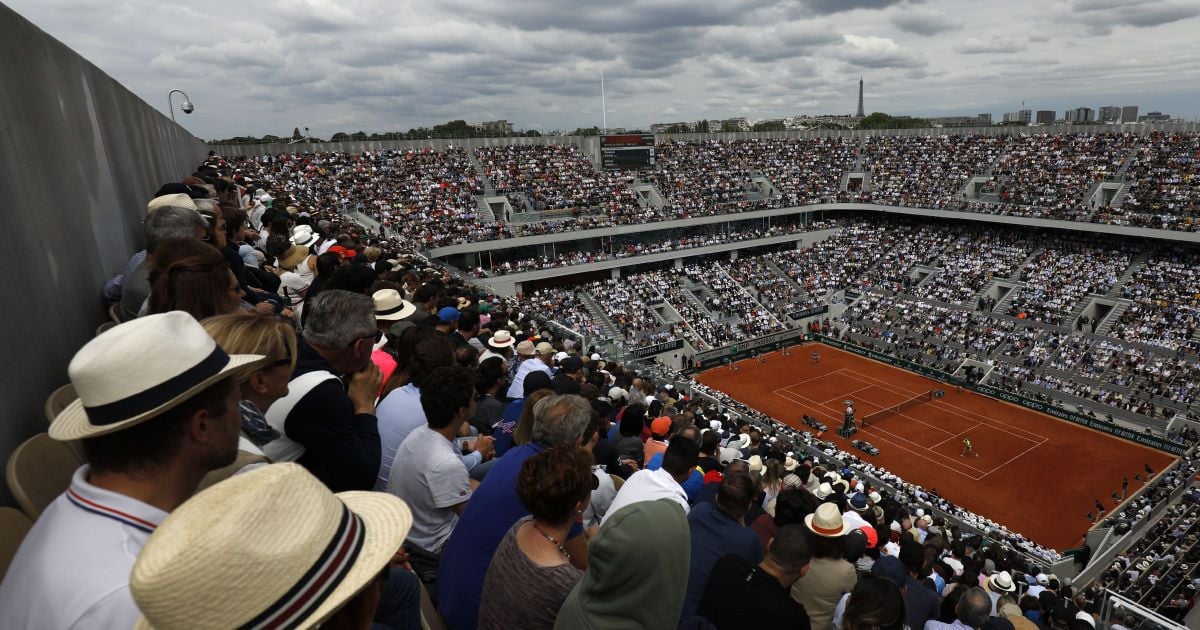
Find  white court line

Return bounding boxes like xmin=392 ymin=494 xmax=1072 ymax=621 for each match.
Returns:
xmin=772 ymin=368 xmax=854 ymax=394
xmin=978 ymin=438 xmax=1048 ymax=480
xmin=841 ymin=369 xmax=1046 ymax=445
xmin=772 ymin=387 xmax=990 ymax=477
xmin=818 ymin=384 xmax=876 ymax=405
xmin=929 ymin=424 xmax=983 ymax=450
xmin=832 ymin=361 xmax=1049 ymax=443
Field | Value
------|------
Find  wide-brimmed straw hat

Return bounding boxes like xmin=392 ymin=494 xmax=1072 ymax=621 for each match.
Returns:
xmin=805 ymin=502 xmax=853 ymax=538
xmin=988 ymin=570 xmax=1016 ymax=593
xmin=50 ymin=312 xmax=266 ymax=441
xmin=278 ymin=244 xmax=310 ymax=270
xmin=131 ymin=463 xmax=412 ymax=629
xmin=373 ymin=289 xmax=416 ymax=322
xmin=489 ymin=330 xmax=515 ymax=349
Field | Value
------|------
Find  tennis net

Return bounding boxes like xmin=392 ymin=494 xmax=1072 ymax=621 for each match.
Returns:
xmin=860 ymin=391 xmax=934 ymax=427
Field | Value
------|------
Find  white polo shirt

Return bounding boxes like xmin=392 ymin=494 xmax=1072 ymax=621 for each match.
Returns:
xmin=0 ymin=465 xmax=167 ymax=629
xmin=602 ymin=467 xmax=689 ymax=525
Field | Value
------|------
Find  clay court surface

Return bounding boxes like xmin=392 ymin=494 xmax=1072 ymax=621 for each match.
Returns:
xmin=695 ymin=343 xmax=1176 ymax=551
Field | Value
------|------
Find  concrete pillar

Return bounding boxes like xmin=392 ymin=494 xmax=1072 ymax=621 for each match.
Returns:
xmin=674 ymin=258 xmax=683 ymax=270
xmin=729 ymin=250 xmax=738 ymax=261
xmin=610 ymin=268 xmax=621 ymax=280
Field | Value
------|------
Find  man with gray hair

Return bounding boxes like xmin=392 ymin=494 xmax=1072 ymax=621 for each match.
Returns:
xmin=264 ymin=290 xmax=383 ymax=491
xmin=114 ymin=197 xmax=208 ymax=321
xmin=437 ymin=393 xmax=595 ymax=630
xmin=926 ymin=586 xmax=992 ymax=630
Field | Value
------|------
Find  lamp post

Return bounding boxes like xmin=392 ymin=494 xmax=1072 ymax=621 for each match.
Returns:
xmin=167 ymin=89 xmax=194 ymax=122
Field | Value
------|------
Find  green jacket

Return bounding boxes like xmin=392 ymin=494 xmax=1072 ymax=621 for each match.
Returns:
xmin=555 ymin=499 xmax=690 ymax=629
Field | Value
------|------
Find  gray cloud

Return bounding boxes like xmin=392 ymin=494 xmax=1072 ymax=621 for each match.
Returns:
xmin=1063 ymin=0 xmax=1200 ymax=34
xmin=954 ymin=36 xmax=1028 ymax=54
xmin=3 ymin=0 xmax=1198 ymax=137
xmin=802 ymin=0 xmax=911 ymax=15
xmin=891 ymin=9 xmax=962 ymax=35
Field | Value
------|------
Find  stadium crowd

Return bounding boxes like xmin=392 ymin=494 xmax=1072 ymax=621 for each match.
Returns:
xmin=9 ymin=127 xmax=1200 ymax=629
xmin=202 ymin=130 xmax=1200 ymax=262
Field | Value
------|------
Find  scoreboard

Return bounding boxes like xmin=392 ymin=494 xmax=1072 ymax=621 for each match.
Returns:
xmin=601 ymin=134 xmax=655 ymax=170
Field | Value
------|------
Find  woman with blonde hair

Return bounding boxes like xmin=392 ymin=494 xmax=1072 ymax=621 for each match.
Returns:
xmin=200 ymin=311 xmax=304 ymax=465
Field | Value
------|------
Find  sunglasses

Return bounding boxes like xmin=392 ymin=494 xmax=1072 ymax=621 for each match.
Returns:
xmin=270 ymin=355 xmax=294 ymax=368
xmin=351 ymin=330 xmax=384 ymax=347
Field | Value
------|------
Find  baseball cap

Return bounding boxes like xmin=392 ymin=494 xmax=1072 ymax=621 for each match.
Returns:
xmin=535 ymin=342 xmax=554 ymax=356
xmin=871 ymin=555 xmax=907 ymax=588
xmin=523 ymin=371 xmax=552 ymax=397
xmin=560 ymin=356 xmax=584 ymax=372
xmin=437 ymin=307 xmax=461 ymax=323
xmin=650 ymin=416 xmax=672 ymax=437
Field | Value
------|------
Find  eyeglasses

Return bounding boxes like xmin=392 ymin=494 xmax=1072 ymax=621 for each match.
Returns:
xmin=351 ymin=330 xmax=384 ymax=347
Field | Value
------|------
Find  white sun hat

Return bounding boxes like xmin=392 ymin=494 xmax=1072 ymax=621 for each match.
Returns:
xmin=131 ymin=463 xmax=412 ymax=629
xmin=50 ymin=312 xmax=266 ymax=441
xmin=373 ymin=289 xmax=416 ymax=322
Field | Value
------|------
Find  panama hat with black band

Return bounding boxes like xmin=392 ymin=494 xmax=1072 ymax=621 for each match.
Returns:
xmin=49 ymin=312 xmax=267 ymax=441
xmin=131 ymin=463 xmax=413 ymax=628
xmin=372 ymin=289 xmax=417 ymax=322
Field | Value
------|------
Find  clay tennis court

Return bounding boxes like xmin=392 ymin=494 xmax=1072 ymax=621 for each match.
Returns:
xmin=695 ymin=343 xmax=1177 ymax=551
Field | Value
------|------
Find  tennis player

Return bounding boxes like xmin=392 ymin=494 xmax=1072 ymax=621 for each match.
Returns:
xmin=811 ymin=350 xmax=820 ymax=364
xmin=960 ymin=437 xmax=979 ymax=458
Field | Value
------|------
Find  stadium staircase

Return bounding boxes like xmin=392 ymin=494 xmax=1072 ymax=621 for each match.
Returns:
xmin=1013 ymin=245 xmax=1045 ymax=277
xmin=468 ymin=152 xmax=496 ymax=196
xmin=678 ymin=278 xmax=721 ymax=319
xmin=715 ymin=263 xmax=788 ymax=329
xmin=1107 ymin=248 xmax=1154 ymax=299
xmin=1065 ymin=298 xmax=1095 ymax=328
xmin=912 ymin=267 xmax=942 ymax=291
xmin=476 ymin=196 xmax=496 ymax=225
xmin=1094 ymin=300 xmax=1131 ymax=337
xmin=991 ymin=282 xmax=1027 ymax=314
xmin=577 ymin=290 xmax=622 ymax=339
xmin=1109 ymin=182 xmax=1134 ymax=209
xmin=763 ymin=258 xmax=806 ymax=295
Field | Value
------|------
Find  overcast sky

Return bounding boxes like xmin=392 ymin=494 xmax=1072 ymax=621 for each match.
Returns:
xmin=8 ymin=0 xmax=1200 ymax=139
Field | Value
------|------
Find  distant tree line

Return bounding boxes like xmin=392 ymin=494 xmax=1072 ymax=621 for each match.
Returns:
xmin=855 ymin=112 xmax=932 ymax=130
xmin=207 ymin=119 xmax=549 ymax=145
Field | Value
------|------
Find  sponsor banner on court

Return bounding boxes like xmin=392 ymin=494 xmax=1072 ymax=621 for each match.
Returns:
xmin=787 ymin=305 xmax=829 ymax=320
xmin=812 ymin=334 xmax=1187 ymax=457
xmin=630 ymin=338 xmax=684 ymax=358
xmin=695 ymin=328 xmax=807 ymax=369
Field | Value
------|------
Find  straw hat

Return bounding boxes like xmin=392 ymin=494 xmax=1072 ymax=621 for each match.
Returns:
xmin=278 ymin=244 xmax=310 ymax=271
xmin=748 ymin=455 xmax=764 ymax=474
xmin=489 ymin=330 xmax=515 ymax=349
xmin=805 ymin=502 xmax=853 ymax=538
xmin=515 ymin=340 xmax=536 ymax=357
xmin=147 ymin=193 xmax=198 ymax=213
xmin=987 ymin=571 xmax=1016 ymax=593
xmin=814 ymin=482 xmax=834 ymax=499
xmin=372 ymin=289 xmax=416 ymax=322
xmin=50 ymin=312 xmax=266 ymax=441
xmin=131 ymin=463 xmax=412 ymax=629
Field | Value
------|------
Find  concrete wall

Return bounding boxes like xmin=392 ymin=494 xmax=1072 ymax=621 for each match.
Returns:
xmin=0 ymin=3 xmax=209 ymax=502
